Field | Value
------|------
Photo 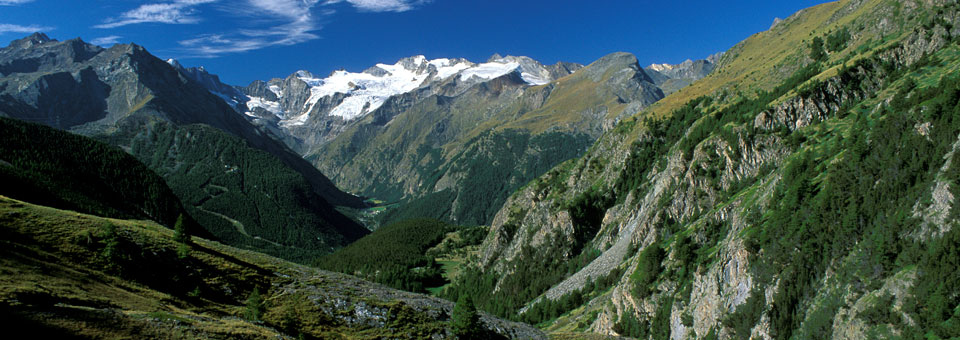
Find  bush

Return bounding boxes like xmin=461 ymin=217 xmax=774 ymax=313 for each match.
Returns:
xmin=810 ymin=36 xmax=827 ymax=61
xmin=826 ymin=28 xmax=850 ymax=53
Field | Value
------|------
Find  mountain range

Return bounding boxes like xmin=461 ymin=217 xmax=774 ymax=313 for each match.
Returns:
xmin=173 ymin=48 xmax=714 ymax=227
xmin=2 ymin=0 xmax=960 ymax=339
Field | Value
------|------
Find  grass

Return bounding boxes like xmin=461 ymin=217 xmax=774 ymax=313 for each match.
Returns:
xmin=644 ymin=1 xmax=844 ymax=120
xmin=0 ymin=196 xmax=519 ymax=339
xmin=426 ymin=260 xmax=461 ymax=296
xmin=0 ymin=197 xmax=281 ymax=338
xmin=424 ymin=228 xmax=485 ymax=296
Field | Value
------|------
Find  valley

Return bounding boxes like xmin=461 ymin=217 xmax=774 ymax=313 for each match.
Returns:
xmin=1 ymin=0 xmax=960 ymax=339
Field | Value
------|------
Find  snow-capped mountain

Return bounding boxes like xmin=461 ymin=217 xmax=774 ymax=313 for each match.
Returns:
xmin=242 ymin=55 xmax=578 ymax=130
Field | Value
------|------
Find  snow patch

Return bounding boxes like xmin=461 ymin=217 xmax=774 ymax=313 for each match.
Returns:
xmin=293 ymin=58 xmax=431 ymax=121
xmin=246 ymin=96 xmax=284 ymax=118
xmin=429 ymin=58 xmax=473 ymax=80
xmin=520 ymin=71 xmax=550 ymax=85
xmin=268 ymin=85 xmax=282 ymax=98
xmin=212 ymin=91 xmax=240 ymax=105
xmin=281 ymin=111 xmax=311 ymax=127
xmin=648 ymin=63 xmax=675 ymax=72
xmin=459 ymin=61 xmax=520 ymax=82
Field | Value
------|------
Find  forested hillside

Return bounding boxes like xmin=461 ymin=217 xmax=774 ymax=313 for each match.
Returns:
xmin=447 ymin=0 xmax=960 ymax=338
xmin=0 ymin=117 xmax=196 ymax=232
xmin=103 ymin=117 xmax=367 ymax=262
xmin=316 ymin=219 xmax=454 ymax=292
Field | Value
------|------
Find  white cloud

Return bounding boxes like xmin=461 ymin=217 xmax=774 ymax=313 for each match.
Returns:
xmin=0 ymin=23 xmax=52 ymax=34
xmin=326 ymin=0 xmax=429 ymax=12
xmin=95 ymin=0 xmax=217 ymax=29
xmin=0 ymin=0 xmax=33 ymax=6
xmin=99 ymin=0 xmax=430 ymax=57
xmin=177 ymin=0 xmax=322 ymax=57
xmin=246 ymin=0 xmax=320 ymax=18
xmin=91 ymin=35 xmax=122 ymax=46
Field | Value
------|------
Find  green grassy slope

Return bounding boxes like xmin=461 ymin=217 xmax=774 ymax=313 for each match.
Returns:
xmin=0 ymin=195 xmax=544 ymax=339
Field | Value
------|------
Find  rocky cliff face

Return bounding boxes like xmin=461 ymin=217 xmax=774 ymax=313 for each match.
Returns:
xmin=449 ymin=1 xmax=960 ymax=339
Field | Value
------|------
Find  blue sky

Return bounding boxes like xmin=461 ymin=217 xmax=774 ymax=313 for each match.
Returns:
xmin=1 ymin=0 xmax=833 ymax=85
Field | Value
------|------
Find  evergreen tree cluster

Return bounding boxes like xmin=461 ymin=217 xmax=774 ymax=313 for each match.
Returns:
xmin=0 ymin=117 xmax=195 ymax=230
xmin=115 ymin=121 xmax=366 ymax=263
xmin=315 ymin=218 xmax=454 ymax=293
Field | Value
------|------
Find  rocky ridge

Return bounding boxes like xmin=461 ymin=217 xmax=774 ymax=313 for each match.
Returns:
xmin=645 ymin=52 xmax=722 ymax=95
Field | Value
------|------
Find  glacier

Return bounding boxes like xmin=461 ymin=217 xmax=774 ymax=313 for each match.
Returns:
xmin=250 ymin=54 xmax=567 ymax=126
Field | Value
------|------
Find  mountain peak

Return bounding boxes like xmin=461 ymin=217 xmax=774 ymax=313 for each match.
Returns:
xmin=770 ymin=17 xmax=784 ymax=29
xmin=166 ymin=58 xmax=182 ymax=69
xmin=590 ymin=52 xmax=640 ymax=70
xmin=642 ymin=53 xmax=718 ymax=95
xmin=707 ymin=51 xmax=724 ymax=64
xmin=7 ymin=32 xmax=55 ymax=49
xmin=493 ymin=55 xmax=533 ymax=63
xmin=295 ymin=70 xmax=315 ymax=79
xmin=397 ymin=55 xmax=428 ymax=70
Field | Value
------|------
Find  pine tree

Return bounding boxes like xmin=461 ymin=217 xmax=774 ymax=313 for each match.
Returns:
xmin=450 ymin=295 xmax=482 ymax=340
xmin=100 ymin=223 xmax=121 ymax=271
xmin=245 ymin=287 xmax=265 ymax=322
xmin=173 ymin=214 xmax=190 ymax=259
